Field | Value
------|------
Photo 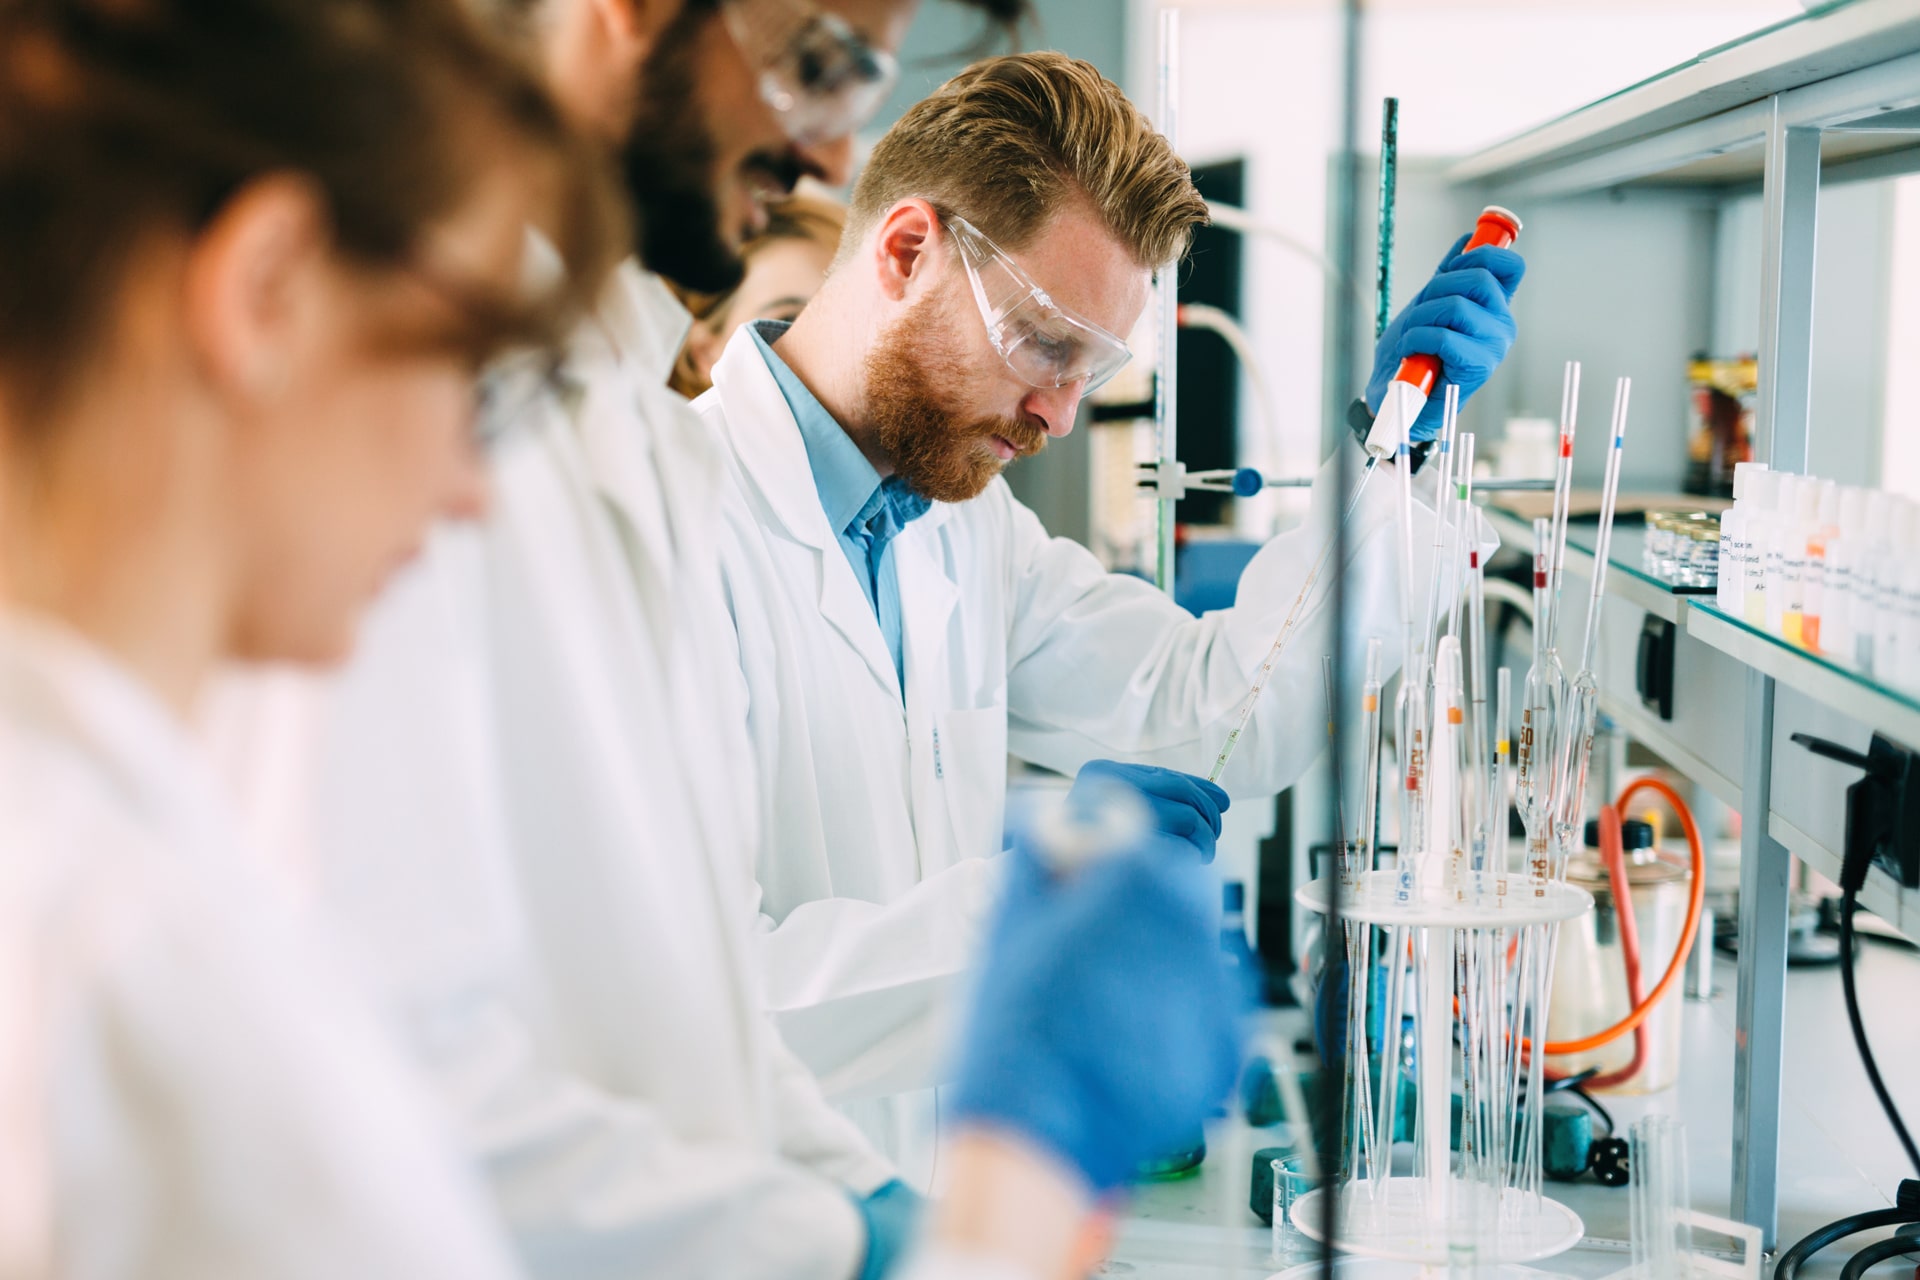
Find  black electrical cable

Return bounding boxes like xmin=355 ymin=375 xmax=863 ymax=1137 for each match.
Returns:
xmin=1840 ymin=1235 xmax=1920 ymax=1280
xmin=1567 ymin=1085 xmax=1615 ymax=1138
xmin=1775 ymin=1209 xmax=1920 ymax=1280
xmin=1839 ymin=887 xmax=1920 ymax=1175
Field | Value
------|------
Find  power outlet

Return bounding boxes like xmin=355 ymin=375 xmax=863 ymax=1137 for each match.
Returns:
xmin=1791 ymin=732 xmax=1920 ymax=891
xmin=1865 ymin=734 xmax=1920 ymax=890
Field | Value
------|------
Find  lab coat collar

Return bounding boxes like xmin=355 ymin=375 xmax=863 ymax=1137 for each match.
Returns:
xmin=709 ymin=326 xmax=907 ymax=701
xmin=709 ymin=325 xmax=961 ymax=546
xmin=0 ymin=611 xmax=232 ymax=850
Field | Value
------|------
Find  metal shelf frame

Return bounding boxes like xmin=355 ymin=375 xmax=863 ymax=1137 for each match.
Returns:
xmin=1457 ymin=8 xmax=1920 ymax=1247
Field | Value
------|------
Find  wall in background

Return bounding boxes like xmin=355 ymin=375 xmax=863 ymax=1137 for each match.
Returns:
xmin=862 ymin=0 xmax=1129 ymax=142
xmin=1122 ymin=0 xmax=1801 ymax=497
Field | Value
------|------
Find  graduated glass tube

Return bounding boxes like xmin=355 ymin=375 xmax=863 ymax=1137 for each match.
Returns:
xmin=1373 ymin=406 xmax=1426 ymax=1194
xmin=1493 ymin=668 xmax=1512 ymax=874
xmin=1629 ymin=1116 xmax=1693 ymax=1280
xmin=1342 ymin=638 xmax=1386 ymax=1182
xmin=1543 ymin=361 xmax=1583 ymax=647
xmin=1549 ymin=376 xmax=1632 ymax=865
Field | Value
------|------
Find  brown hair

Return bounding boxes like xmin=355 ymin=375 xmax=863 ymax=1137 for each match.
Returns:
xmin=0 ymin=0 xmax=626 ymax=423
xmin=845 ymin=51 xmax=1207 ymax=269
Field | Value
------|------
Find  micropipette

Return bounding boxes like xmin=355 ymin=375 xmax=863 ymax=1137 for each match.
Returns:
xmin=1206 ymin=208 xmax=1524 ymax=785
xmin=1359 ymin=207 xmax=1524 ymax=476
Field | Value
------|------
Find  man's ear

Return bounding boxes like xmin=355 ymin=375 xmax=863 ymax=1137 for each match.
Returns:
xmin=589 ymin=0 xmax=679 ymax=72
xmin=871 ymin=198 xmax=940 ymax=304
xmin=181 ymin=174 xmax=333 ymax=402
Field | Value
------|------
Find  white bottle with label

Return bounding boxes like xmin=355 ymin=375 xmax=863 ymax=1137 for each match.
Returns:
xmin=1900 ymin=519 xmax=1920 ymax=691
xmin=1855 ymin=491 xmax=1893 ymax=674
xmin=1782 ymin=476 xmax=1819 ymax=646
xmin=1876 ymin=499 xmax=1914 ymax=682
xmin=1747 ymin=470 xmax=1783 ymax=628
xmin=1804 ymin=479 xmax=1841 ymax=652
xmin=1824 ymin=486 xmax=1868 ymax=662
xmin=1764 ymin=475 xmax=1799 ymax=635
xmin=1717 ymin=462 xmax=1768 ymax=616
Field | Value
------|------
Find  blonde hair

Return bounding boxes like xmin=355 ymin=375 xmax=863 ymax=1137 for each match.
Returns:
xmin=668 ymin=192 xmax=847 ymax=398
xmin=845 ymin=51 xmax=1206 ymax=268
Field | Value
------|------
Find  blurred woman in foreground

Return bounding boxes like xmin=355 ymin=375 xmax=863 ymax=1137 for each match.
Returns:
xmin=0 ymin=0 xmax=618 ymax=1273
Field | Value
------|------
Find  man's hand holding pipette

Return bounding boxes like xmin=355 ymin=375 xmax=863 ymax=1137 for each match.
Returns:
xmin=1366 ymin=231 xmax=1527 ymax=441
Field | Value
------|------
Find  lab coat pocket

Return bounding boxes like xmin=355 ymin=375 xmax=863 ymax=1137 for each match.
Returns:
xmin=931 ymin=705 xmax=1010 ymax=871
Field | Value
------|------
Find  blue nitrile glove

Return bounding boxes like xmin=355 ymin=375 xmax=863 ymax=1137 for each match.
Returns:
xmin=1366 ymin=234 xmax=1527 ymax=441
xmin=1068 ymin=760 xmax=1230 ymax=862
xmin=852 ymin=1179 xmax=923 ymax=1280
xmin=950 ymin=834 xmax=1247 ymax=1194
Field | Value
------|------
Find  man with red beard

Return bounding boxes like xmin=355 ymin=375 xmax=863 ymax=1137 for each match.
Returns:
xmin=698 ymin=51 xmax=1525 ymax=1184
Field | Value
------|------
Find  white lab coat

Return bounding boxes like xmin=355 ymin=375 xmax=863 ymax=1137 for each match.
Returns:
xmin=699 ymin=326 xmax=1441 ymax=1173
xmin=211 ymin=265 xmax=892 ymax=1280
xmin=0 ymin=612 xmax=518 ymax=1280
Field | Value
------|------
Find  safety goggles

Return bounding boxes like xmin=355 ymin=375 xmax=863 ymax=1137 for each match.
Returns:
xmin=721 ymin=0 xmax=899 ymax=146
xmin=943 ymin=213 xmax=1133 ymax=395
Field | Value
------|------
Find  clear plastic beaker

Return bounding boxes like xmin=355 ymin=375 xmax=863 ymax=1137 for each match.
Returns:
xmin=1271 ymin=1156 xmax=1320 ymax=1264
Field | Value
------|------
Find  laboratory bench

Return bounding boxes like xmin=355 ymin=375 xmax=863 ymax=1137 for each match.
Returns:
xmin=1109 ymin=943 xmax=1919 ymax=1280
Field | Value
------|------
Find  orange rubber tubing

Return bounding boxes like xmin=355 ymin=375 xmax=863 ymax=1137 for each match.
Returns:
xmin=1541 ymin=775 xmax=1705 ymax=1056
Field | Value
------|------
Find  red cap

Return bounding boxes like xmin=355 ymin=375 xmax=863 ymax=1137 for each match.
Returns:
xmin=1465 ymin=206 xmax=1522 ymax=252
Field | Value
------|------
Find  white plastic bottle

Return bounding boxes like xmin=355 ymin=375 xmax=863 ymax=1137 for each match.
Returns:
xmin=1781 ymin=476 xmax=1820 ymax=646
xmin=1900 ymin=518 xmax=1920 ymax=691
xmin=1717 ymin=462 xmax=1768 ymax=616
xmin=1803 ymin=479 xmax=1841 ymax=652
xmin=1823 ymin=486 xmax=1868 ymax=662
xmin=1855 ymin=491 xmax=1892 ymax=674
xmin=1875 ymin=499 xmax=1914 ymax=681
xmin=1764 ymin=475 xmax=1798 ymax=634
xmin=1745 ymin=469 xmax=1783 ymax=629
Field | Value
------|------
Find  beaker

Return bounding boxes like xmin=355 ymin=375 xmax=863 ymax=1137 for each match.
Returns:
xmin=1271 ymin=1156 xmax=1320 ymax=1265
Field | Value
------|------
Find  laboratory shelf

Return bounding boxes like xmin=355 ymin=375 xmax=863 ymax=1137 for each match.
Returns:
xmin=1685 ymin=599 xmax=1920 ymax=752
xmin=1446 ymin=0 xmax=1920 ymax=1246
xmin=1451 ymin=0 xmax=1920 ymax=197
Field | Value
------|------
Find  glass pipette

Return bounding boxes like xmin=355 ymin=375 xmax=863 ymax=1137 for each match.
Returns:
xmin=1515 ymin=517 xmax=1557 ymax=891
xmin=1370 ymin=412 xmax=1424 ymax=1191
xmin=1420 ymin=413 xmax=1459 ymax=671
xmin=1493 ymin=667 xmax=1512 ymax=875
xmin=1462 ymin=442 xmax=1492 ymax=859
xmin=1208 ymin=208 xmax=1523 ymax=785
xmin=1542 ymin=361 xmax=1582 ymax=648
xmin=1549 ymin=376 xmax=1631 ymax=852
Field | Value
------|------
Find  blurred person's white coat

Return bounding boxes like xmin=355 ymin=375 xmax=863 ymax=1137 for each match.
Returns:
xmin=0 ymin=613 xmax=519 ymax=1280
xmin=210 ymin=264 xmax=894 ymax=1280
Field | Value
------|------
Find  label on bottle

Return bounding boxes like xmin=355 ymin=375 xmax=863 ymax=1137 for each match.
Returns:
xmin=1783 ymin=551 xmax=1807 ymax=612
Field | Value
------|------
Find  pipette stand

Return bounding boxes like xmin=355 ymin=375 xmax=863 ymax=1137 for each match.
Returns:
xmin=1293 ymin=871 xmax=1591 ymax=1268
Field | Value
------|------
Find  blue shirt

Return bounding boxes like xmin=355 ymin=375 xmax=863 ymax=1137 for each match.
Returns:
xmin=749 ymin=322 xmax=930 ymax=693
